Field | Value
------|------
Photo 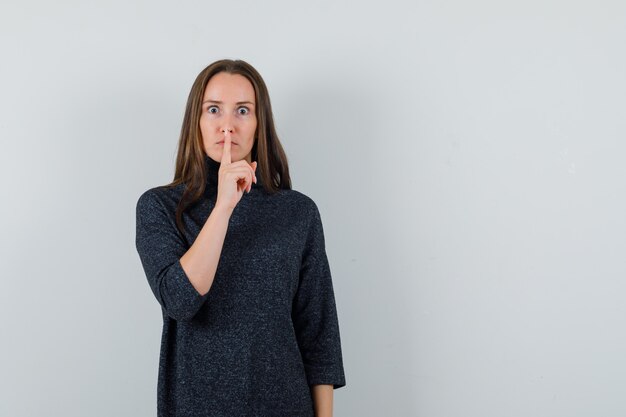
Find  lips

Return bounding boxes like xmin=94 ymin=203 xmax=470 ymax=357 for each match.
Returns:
xmin=217 ymin=141 xmax=237 ymax=145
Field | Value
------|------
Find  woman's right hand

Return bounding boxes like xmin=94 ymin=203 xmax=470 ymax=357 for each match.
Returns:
xmin=215 ymin=131 xmax=257 ymax=212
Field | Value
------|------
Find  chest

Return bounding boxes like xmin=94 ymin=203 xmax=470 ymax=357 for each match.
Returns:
xmin=183 ymin=193 xmax=308 ymax=313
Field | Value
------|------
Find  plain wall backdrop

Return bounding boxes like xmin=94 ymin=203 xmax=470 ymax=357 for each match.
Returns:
xmin=1 ymin=1 xmax=625 ymax=416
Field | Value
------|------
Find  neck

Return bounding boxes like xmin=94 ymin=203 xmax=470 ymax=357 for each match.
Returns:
xmin=203 ymin=153 xmax=220 ymax=188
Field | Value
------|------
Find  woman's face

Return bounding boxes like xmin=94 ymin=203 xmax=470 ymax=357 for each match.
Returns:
xmin=200 ymin=72 xmax=257 ymax=164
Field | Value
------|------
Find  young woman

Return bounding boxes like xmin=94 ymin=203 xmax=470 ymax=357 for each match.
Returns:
xmin=135 ymin=59 xmax=346 ymax=417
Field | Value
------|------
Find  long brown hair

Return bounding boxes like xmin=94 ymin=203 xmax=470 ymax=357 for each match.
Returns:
xmin=162 ymin=59 xmax=292 ymax=241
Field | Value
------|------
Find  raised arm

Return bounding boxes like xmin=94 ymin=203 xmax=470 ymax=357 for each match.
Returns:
xmin=135 ymin=190 xmax=232 ymax=320
xmin=135 ymin=134 xmax=256 ymax=320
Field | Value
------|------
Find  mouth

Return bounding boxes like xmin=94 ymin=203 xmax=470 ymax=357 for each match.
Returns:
xmin=217 ymin=141 xmax=237 ymax=145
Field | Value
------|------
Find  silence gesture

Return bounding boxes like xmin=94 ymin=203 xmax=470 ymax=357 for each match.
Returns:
xmin=215 ymin=130 xmax=257 ymax=211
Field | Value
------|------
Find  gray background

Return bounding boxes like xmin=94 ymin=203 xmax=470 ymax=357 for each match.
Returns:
xmin=1 ymin=1 xmax=625 ymax=416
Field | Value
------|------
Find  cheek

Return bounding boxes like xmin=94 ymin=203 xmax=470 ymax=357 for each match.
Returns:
xmin=199 ymin=117 xmax=214 ymax=132
xmin=199 ymin=121 xmax=213 ymax=142
xmin=248 ymin=119 xmax=258 ymax=135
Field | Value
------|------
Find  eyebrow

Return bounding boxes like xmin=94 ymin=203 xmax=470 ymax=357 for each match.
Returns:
xmin=202 ymin=99 xmax=255 ymax=106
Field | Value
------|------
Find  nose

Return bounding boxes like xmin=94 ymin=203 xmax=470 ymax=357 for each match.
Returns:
xmin=221 ymin=114 xmax=234 ymax=133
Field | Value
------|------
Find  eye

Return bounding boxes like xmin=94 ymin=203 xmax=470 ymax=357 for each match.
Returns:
xmin=238 ymin=106 xmax=250 ymax=115
xmin=207 ymin=106 xmax=218 ymax=114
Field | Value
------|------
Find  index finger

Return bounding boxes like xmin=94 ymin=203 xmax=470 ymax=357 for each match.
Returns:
xmin=221 ymin=130 xmax=232 ymax=165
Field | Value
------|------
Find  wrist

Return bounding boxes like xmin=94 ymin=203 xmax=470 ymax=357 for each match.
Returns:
xmin=213 ymin=202 xmax=234 ymax=216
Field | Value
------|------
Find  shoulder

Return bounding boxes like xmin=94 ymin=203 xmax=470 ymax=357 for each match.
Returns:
xmin=136 ymin=183 xmax=185 ymax=216
xmin=274 ymin=188 xmax=321 ymax=217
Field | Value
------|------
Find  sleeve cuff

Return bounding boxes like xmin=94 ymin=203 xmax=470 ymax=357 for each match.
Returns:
xmin=161 ymin=259 xmax=209 ymax=320
xmin=304 ymin=364 xmax=346 ymax=389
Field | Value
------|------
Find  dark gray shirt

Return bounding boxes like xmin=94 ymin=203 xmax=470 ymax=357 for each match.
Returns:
xmin=135 ymin=154 xmax=346 ymax=417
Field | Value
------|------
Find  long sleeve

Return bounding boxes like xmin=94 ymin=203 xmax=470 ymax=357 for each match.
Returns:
xmin=135 ymin=189 xmax=209 ymax=321
xmin=291 ymin=201 xmax=346 ymax=389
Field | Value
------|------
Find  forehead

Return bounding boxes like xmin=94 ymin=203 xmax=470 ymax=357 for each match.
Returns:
xmin=203 ymin=72 xmax=255 ymax=103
